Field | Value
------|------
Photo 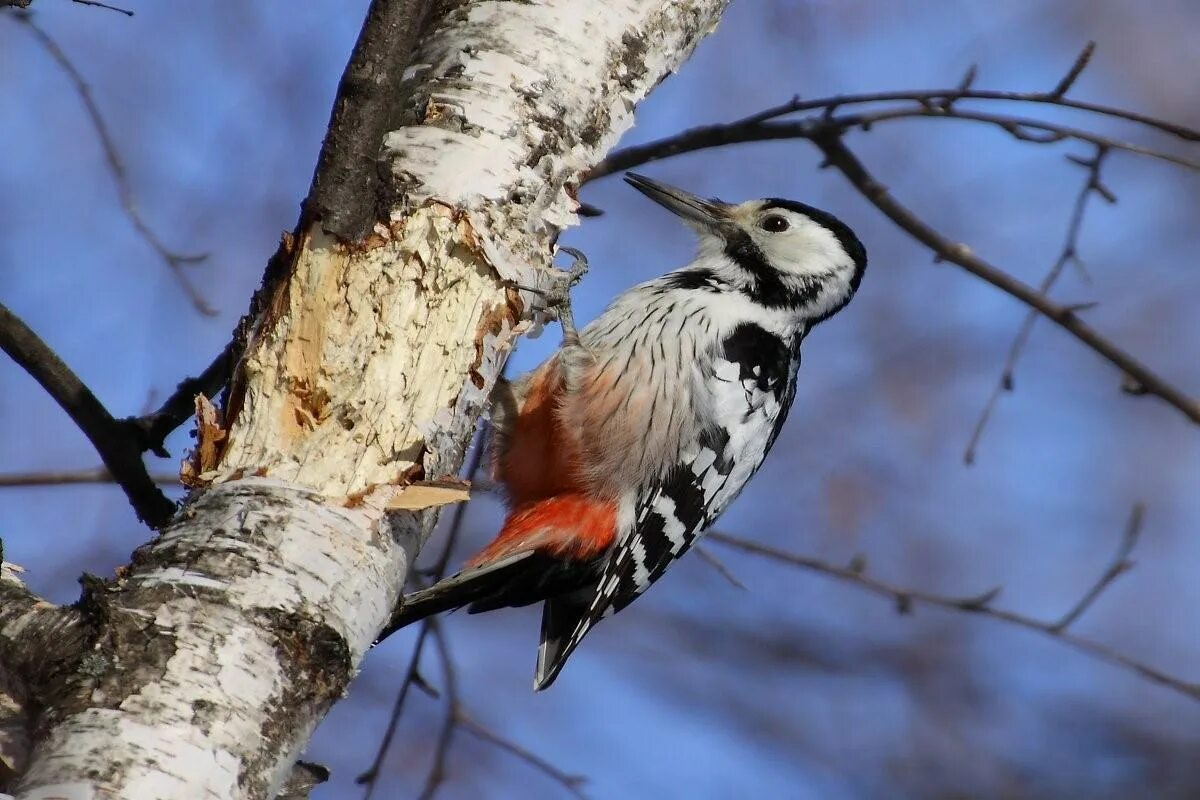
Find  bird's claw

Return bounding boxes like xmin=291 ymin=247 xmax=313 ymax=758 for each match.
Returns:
xmin=515 ymin=247 xmax=589 ymax=346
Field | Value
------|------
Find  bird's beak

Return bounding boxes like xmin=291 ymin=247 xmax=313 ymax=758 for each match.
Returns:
xmin=624 ymin=173 xmax=732 ymax=234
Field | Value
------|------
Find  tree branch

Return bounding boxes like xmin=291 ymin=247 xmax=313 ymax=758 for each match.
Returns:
xmin=124 ymin=340 xmax=235 ymax=458
xmin=587 ymin=91 xmax=1200 ymax=182
xmin=964 ymin=145 xmax=1114 ymax=463
xmin=0 ymin=468 xmax=179 ymax=488
xmin=14 ymin=15 xmax=212 ymax=315
xmin=812 ymin=131 xmax=1200 ymax=424
xmin=0 ymin=552 xmax=88 ymax=710
xmin=3 ymin=0 xmax=134 ymax=14
xmin=303 ymin=0 xmax=433 ymax=243
xmin=0 ymin=302 xmax=175 ymax=526
xmin=708 ymin=507 xmax=1200 ymax=703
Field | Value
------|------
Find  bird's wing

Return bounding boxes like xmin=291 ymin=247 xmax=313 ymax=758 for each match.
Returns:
xmin=533 ymin=328 xmax=802 ymax=690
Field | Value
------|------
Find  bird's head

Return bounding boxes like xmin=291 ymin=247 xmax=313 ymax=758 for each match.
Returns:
xmin=625 ymin=172 xmax=867 ymax=321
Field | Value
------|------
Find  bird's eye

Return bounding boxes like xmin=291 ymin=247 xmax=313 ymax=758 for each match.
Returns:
xmin=760 ymin=215 xmax=789 ymax=233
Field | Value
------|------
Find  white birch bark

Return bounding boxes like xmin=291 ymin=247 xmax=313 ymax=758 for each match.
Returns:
xmin=7 ymin=2 xmax=730 ymax=798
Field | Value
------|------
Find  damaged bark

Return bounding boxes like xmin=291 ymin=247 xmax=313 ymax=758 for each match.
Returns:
xmin=6 ymin=1 xmax=731 ymax=797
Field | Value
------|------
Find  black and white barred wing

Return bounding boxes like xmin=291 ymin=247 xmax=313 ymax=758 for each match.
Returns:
xmin=534 ymin=323 xmax=801 ymax=689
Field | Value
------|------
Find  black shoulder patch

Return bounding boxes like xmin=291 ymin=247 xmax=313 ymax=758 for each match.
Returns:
xmin=721 ymin=322 xmax=791 ymax=399
xmin=724 ymin=234 xmax=806 ymax=309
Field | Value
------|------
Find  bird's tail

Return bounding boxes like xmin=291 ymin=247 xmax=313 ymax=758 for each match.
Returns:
xmin=534 ymin=592 xmax=591 ymax=691
xmin=378 ymin=551 xmax=540 ymax=640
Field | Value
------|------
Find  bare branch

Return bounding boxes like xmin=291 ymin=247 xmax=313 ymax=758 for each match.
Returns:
xmin=964 ymin=146 xmax=1112 ymax=464
xmin=4 ymin=0 xmax=134 ymax=13
xmin=0 ymin=468 xmax=179 ymax=487
xmin=14 ymin=16 xmax=213 ymax=315
xmin=455 ymin=709 xmax=589 ymax=799
xmin=356 ymin=621 xmax=433 ymax=796
xmin=609 ymin=75 xmax=1200 ymax=141
xmin=708 ymin=514 xmax=1200 ymax=703
xmin=71 ymin=0 xmax=134 ymax=14
xmin=1050 ymin=41 xmax=1096 ymax=99
xmin=362 ymin=432 xmax=485 ymax=797
xmin=694 ymin=544 xmax=748 ymax=590
xmin=811 ymin=132 xmax=1200 ymax=425
xmin=1052 ymin=502 xmax=1144 ymax=632
xmin=418 ymin=618 xmax=458 ymax=800
xmin=125 ymin=340 xmax=235 ymax=457
xmin=0 ymin=301 xmax=175 ymax=526
xmin=588 ymin=102 xmax=1200 ymax=183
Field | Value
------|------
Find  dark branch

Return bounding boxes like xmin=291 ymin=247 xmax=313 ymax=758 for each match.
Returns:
xmin=418 ymin=618 xmax=457 ymax=800
xmin=693 ymin=544 xmax=748 ymax=590
xmin=1050 ymin=41 xmax=1096 ymax=99
xmin=811 ymin=131 xmax=1200 ymax=425
xmin=71 ymin=0 xmax=133 ymax=14
xmin=363 ymin=433 xmax=483 ymax=797
xmin=16 ymin=16 xmax=213 ymax=315
xmin=125 ymin=340 xmax=235 ymax=457
xmin=0 ymin=302 xmax=175 ymax=527
xmin=304 ymin=0 xmax=433 ymax=242
xmin=708 ymin=516 xmax=1200 ymax=702
xmin=587 ymin=103 xmax=1200 ymax=183
xmin=3 ymin=0 xmax=134 ymax=13
xmin=0 ymin=468 xmax=179 ymax=488
xmin=356 ymin=622 xmax=434 ymax=796
xmin=1051 ymin=502 xmax=1144 ymax=632
xmin=455 ymin=709 xmax=588 ymax=799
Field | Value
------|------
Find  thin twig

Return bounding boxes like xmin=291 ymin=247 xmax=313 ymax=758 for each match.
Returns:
xmin=361 ymin=430 xmax=487 ymax=798
xmin=0 ymin=467 xmax=179 ymax=487
xmin=418 ymin=618 xmax=458 ymax=800
xmin=16 ymin=16 xmax=213 ymax=315
xmin=588 ymin=102 xmax=1200 ymax=183
xmin=357 ymin=622 xmax=434 ymax=797
xmin=693 ymin=544 xmax=747 ymax=590
xmin=707 ymin=511 xmax=1200 ymax=702
xmin=588 ymin=43 xmax=1200 ymax=183
xmin=1049 ymin=41 xmax=1096 ymax=99
xmin=811 ymin=131 xmax=1200 ymax=425
xmin=964 ymin=146 xmax=1113 ymax=464
xmin=455 ymin=709 xmax=589 ymax=799
xmin=1052 ymin=502 xmax=1144 ymax=632
xmin=598 ymin=71 xmax=1200 ymax=156
xmin=0 ymin=301 xmax=174 ymax=527
xmin=71 ymin=0 xmax=134 ymax=14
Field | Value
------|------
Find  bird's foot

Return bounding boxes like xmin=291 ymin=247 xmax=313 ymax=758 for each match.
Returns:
xmin=516 ymin=246 xmax=589 ymax=346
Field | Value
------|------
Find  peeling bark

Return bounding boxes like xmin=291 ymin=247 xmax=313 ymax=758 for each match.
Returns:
xmin=9 ymin=1 xmax=730 ymax=797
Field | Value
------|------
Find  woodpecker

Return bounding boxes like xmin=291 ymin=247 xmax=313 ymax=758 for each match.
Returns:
xmin=389 ymin=173 xmax=867 ymax=690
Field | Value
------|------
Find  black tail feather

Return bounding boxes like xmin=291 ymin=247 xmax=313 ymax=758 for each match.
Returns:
xmin=534 ymin=591 xmax=590 ymax=691
xmin=377 ymin=551 xmax=538 ymax=641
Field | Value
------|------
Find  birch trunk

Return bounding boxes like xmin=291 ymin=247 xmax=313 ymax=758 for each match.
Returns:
xmin=2 ymin=1 xmax=730 ymax=798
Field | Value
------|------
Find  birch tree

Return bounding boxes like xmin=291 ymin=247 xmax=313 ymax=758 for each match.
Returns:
xmin=0 ymin=1 xmax=731 ymax=796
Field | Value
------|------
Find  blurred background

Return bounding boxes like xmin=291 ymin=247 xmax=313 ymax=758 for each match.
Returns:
xmin=3 ymin=1 xmax=1199 ymax=797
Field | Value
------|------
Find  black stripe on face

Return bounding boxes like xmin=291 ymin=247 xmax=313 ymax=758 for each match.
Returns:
xmin=724 ymin=233 xmax=816 ymax=309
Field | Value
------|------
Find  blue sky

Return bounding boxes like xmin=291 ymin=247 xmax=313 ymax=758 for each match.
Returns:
xmin=2 ymin=1 xmax=1199 ymax=797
